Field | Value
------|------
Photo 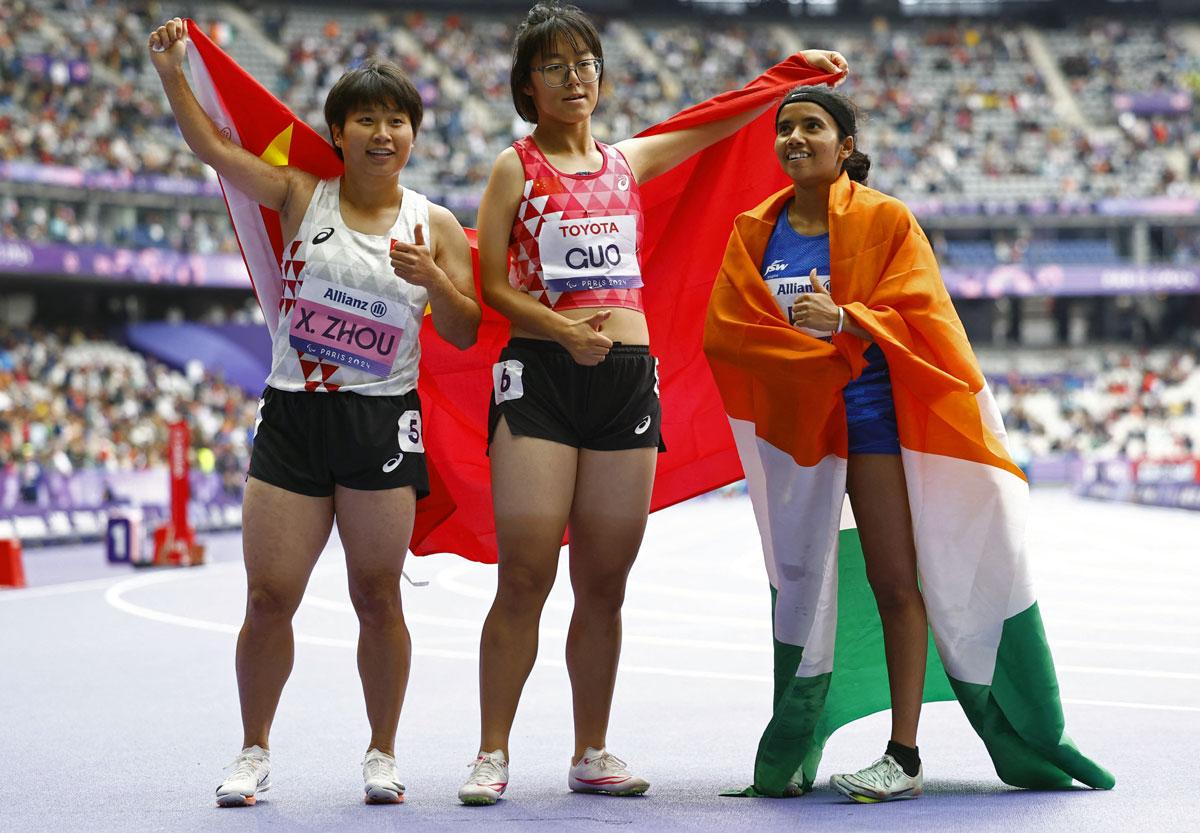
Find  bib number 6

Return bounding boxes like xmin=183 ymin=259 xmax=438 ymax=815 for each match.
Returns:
xmin=492 ymin=359 xmax=525 ymax=405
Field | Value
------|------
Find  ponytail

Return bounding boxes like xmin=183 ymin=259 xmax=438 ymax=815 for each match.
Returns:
xmin=843 ymin=148 xmax=870 ymax=184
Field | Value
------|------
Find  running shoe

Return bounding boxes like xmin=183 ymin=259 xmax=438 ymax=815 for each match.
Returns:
xmin=363 ymin=748 xmax=405 ymax=804
xmin=830 ymin=754 xmax=923 ymax=803
xmin=215 ymin=745 xmax=271 ymax=807
xmin=567 ymin=747 xmax=650 ymax=796
xmin=458 ymin=749 xmax=509 ymax=805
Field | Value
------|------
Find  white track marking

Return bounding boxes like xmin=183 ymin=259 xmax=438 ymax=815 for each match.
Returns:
xmin=1049 ymin=639 xmax=1200 ymax=656
xmin=0 ymin=575 xmax=127 ymax=601
xmin=1063 ymin=698 xmax=1200 ymax=714
xmin=433 ymin=561 xmax=767 ymax=627
xmin=302 ymin=591 xmax=773 ymax=653
xmin=1057 ymin=665 xmax=1200 ymax=681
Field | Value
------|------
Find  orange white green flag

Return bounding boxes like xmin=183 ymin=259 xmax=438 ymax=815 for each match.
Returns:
xmin=703 ymin=174 xmax=1115 ymax=796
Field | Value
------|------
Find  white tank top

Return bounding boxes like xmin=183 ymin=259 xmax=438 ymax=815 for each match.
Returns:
xmin=267 ymin=177 xmax=430 ymax=395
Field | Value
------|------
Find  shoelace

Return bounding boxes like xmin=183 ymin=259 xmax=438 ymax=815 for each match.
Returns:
xmin=585 ymin=750 xmax=628 ymax=773
xmin=854 ymin=756 xmax=904 ymax=790
xmin=364 ymin=754 xmax=397 ymax=782
xmin=468 ymin=754 xmax=506 ymax=783
xmin=226 ymin=751 xmax=267 ymax=782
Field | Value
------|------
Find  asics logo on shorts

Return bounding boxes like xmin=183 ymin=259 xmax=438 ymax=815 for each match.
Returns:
xmin=635 ymin=415 xmax=652 ymax=435
xmin=382 ymin=452 xmax=403 ymax=473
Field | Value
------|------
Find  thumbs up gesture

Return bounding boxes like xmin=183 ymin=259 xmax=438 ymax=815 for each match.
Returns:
xmin=560 ymin=309 xmax=613 ymax=366
xmin=390 ymin=223 xmax=445 ymax=290
xmin=790 ymin=268 xmax=841 ymax=334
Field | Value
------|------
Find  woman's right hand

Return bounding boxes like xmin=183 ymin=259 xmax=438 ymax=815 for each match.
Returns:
xmin=559 ymin=310 xmax=613 ymax=366
xmin=147 ymin=17 xmax=188 ymax=75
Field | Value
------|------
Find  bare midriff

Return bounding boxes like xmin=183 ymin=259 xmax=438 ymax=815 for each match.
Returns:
xmin=511 ymin=306 xmax=650 ymax=346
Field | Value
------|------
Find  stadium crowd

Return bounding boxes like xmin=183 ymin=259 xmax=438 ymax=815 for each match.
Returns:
xmin=1 ymin=1 xmax=1197 ymax=210
xmin=989 ymin=348 xmax=1200 ymax=465
xmin=0 ymin=326 xmax=258 ymax=495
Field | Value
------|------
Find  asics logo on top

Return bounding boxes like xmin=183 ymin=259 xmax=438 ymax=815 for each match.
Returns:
xmin=312 ymin=227 xmax=335 ymax=244
xmin=635 ymin=415 xmax=652 ymax=435
xmin=764 ymin=259 xmax=789 ymax=277
xmin=616 ymin=174 xmax=630 ymax=191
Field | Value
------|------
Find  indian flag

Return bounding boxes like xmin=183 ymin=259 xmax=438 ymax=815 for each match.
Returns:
xmin=704 ymin=177 xmax=1114 ymax=796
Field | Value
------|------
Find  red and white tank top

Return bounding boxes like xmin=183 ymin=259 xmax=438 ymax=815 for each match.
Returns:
xmin=267 ymin=177 xmax=430 ymax=395
xmin=507 ymin=136 xmax=645 ymax=313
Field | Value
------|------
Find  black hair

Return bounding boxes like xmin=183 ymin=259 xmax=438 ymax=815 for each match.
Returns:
xmin=776 ymin=86 xmax=870 ymax=184
xmin=324 ymin=60 xmax=424 ymax=159
xmin=511 ymin=3 xmax=603 ymax=124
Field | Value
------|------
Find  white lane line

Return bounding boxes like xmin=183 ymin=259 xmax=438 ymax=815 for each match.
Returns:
xmin=103 ymin=564 xmax=1200 ymax=699
xmin=1058 ymin=665 xmax=1200 ymax=682
xmin=0 ymin=575 xmax=126 ymax=601
xmin=1041 ymin=618 xmax=1200 ymax=636
xmin=302 ymin=592 xmax=773 ymax=654
xmin=434 ymin=562 xmax=767 ymax=628
xmin=104 ymin=568 xmax=478 ymax=655
xmin=1036 ymin=600 xmax=1200 ymax=619
xmin=1063 ymin=698 xmax=1200 ymax=714
xmin=1050 ymin=639 xmax=1200 ymax=656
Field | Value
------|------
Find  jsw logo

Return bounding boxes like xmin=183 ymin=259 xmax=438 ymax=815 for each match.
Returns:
xmin=764 ymin=259 xmax=789 ymax=277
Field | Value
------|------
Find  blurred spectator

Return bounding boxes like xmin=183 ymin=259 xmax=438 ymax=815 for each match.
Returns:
xmin=0 ymin=326 xmax=259 ymax=492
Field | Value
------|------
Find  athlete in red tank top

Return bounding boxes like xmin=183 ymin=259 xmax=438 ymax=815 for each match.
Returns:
xmin=507 ymin=135 xmax=645 ymax=312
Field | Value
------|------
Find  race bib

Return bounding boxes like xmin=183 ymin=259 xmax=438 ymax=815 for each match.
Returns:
xmin=288 ymin=276 xmax=406 ymax=377
xmin=492 ymin=360 xmax=525 ymax=405
xmin=765 ymin=273 xmax=834 ymax=339
xmin=538 ymin=214 xmax=642 ymax=292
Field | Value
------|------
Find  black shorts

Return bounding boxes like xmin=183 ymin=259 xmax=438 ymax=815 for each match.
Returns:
xmin=248 ymin=386 xmax=430 ymax=498
xmin=487 ymin=338 xmax=666 ymax=452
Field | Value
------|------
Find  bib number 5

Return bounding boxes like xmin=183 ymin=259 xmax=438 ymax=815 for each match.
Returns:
xmin=382 ymin=409 xmax=424 ymax=473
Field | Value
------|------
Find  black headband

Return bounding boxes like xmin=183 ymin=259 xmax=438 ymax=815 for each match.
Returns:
xmin=775 ymin=87 xmax=856 ymax=138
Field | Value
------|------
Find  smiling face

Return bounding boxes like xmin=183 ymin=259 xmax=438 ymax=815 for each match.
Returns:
xmin=774 ymin=101 xmax=854 ymax=189
xmin=523 ymin=39 xmax=601 ymax=126
xmin=330 ymin=105 xmax=415 ymax=177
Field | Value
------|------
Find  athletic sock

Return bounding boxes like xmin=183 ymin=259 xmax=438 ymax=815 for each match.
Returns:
xmin=885 ymin=740 xmax=921 ymax=777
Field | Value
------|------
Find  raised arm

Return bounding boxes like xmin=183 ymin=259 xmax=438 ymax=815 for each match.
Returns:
xmin=614 ymin=50 xmax=848 ymax=185
xmin=148 ymin=18 xmax=315 ymax=222
xmin=476 ymin=149 xmax=613 ymax=366
xmin=387 ymin=205 xmax=481 ymax=350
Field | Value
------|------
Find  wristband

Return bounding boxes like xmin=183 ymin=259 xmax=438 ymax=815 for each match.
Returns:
xmin=835 ymin=306 xmax=845 ymax=336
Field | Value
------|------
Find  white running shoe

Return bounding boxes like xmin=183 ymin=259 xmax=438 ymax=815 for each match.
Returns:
xmin=568 ymin=747 xmax=650 ymax=796
xmin=215 ymin=745 xmax=271 ymax=807
xmin=458 ymin=750 xmax=509 ymax=806
xmin=363 ymin=748 xmax=405 ymax=804
xmin=830 ymin=754 xmax=923 ymax=803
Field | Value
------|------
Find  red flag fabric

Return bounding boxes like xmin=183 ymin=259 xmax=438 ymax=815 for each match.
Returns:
xmin=184 ymin=20 xmax=835 ymax=562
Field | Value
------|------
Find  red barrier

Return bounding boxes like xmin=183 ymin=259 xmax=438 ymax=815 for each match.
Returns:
xmin=150 ymin=421 xmax=205 ymax=567
xmin=0 ymin=538 xmax=26 ymax=588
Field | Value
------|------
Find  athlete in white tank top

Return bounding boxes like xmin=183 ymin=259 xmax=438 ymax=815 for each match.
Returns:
xmin=268 ymin=177 xmax=431 ymax=395
xmin=149 ymin=19 xmax=480 ymax=806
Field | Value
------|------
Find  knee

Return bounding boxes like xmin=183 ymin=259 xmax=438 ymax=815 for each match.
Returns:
xmin=348 ymin=576 xmax=404 ymax=629
xmin=246 ymin=584 xmax=303 ymax=624
xmin=495 ymin=563 xmax=556 ymax=613
xmin=867 ymin=574 xmax=923 ymax=615
xmin=573 ymin=570 xmax=629 ymax=614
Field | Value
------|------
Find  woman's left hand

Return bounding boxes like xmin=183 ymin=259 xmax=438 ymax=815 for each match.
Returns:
xmin=790 ymin=269 xmax=841 ymax=332
xmin=390 ymin=224 xmax=446 ymax=291
xmin=799 ymin=50 xmax=849 ymax=84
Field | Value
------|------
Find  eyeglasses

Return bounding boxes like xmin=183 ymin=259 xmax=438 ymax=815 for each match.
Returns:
xmin=532 ymin=58 xmax=603 ymax=87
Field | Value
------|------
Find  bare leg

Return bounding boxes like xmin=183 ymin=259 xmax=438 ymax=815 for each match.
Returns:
xmin=477 ymin=418 xmax=578 ymax=758
xmin=237 ymin=477 xmax=333 ymax=750
xmin=334 ymin=484 xmax=417 ymax=757
xmin=846 ymin=453 xmax=927 ymax=748
xmin=565 ymin=446 xmax=656 ymax=763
